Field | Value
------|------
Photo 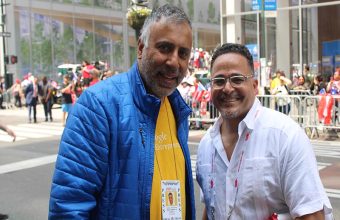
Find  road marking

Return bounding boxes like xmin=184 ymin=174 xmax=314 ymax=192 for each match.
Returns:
xmin=318 ymin=162 xmax=331 ymax=170
xmin=0 ymin=122 xmax=64 ymax=142
xmin=0 ymin=154 xmax=57 ymax=174
xmin=325 ymin=188 xmax=340 ymax=199
xmin=0 ymin=153 xmax=338 ymax=200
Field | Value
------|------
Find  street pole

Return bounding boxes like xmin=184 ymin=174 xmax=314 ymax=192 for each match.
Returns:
xmin=0 ymin=0 xmax=7 ymax=80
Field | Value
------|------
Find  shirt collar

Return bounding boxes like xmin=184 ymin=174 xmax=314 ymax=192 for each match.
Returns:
xmin=241 ymin=98 xmax=262 ymax=131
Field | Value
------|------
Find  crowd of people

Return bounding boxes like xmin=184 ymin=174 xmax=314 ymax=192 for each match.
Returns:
xmin=0 ymin=60 xmax=118 ymax=126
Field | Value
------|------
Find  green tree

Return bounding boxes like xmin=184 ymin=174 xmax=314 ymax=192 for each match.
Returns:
xmin=208 ymin=2 xmax=216 ymax=23
xmin=54 ymin=26 xmax=75 ymax=64
xmin=166 ymin=0 xmax=175 ymax=5
xmin=177 ymin=0 xmax=183 ymax=9
xmin=153 ymin=0 xmax=160 ymax=9
xmin=187 ymin=0 xmax=194 ymax=20
xmin=20 ymin=39 xmax=30 ymax=74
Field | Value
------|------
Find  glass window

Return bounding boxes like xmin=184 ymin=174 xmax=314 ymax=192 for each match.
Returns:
xmin=93 ymin=20 xmax=124 ymax=71
xmin=74 ymin=15 xmax=94 ymax=63
xmin=73 ymin=0 xmax=93 ymax=6
xmin=94 ymin=0 xmax=122 ymax=10
xmin=18 ymin=8 xmax=31 ymax=76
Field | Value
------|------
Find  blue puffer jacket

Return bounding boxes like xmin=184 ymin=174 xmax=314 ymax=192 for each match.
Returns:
xmin=49 ymin=63 xmax=196 ymax=219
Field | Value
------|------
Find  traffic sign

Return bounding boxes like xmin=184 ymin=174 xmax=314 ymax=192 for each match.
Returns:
xmin=0 ymin=32 xmax=11 ymax=37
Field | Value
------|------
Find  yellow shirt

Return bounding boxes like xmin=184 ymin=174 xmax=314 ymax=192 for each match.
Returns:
xmin=150 ymin=97 xmax=186 ymax=219
xmin=270 ymin=77 xmax=281 ymax=91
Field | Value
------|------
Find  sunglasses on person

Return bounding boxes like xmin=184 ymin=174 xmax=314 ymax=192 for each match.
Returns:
xmin=211 ymin=74 xmax=253 ymax=89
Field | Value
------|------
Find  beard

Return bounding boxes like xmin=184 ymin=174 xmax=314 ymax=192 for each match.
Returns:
xmin=139 ymin=56 xmax=184 ymax=98
xmin=220 ymin=110 xmax=239 ymax=119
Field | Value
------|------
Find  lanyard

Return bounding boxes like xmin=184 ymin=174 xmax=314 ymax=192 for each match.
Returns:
xmin=227 ymin=150 xmax=244 ymax=219
xmin=210 ymin=141 xmax=245 ymax=220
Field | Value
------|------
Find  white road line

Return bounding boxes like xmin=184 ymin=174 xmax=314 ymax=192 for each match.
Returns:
xmin=0 ymin=123 xmax=64 ymax=142
xmin=16 ymin=123 xmax=64 ymax=131
xmin=318 ymin=162 xmax=331 ymax=171
xmin=1 ymin=154 xmax=339 ymax=200
xmin=10 ymin=125 xmax=63 ymax=136
xmin=0 ymin=133 xmax=26 ymax=142
xmin=0 ymin=154 xmax=57 ymax=174
xmin=325 ymin=188 xmax=340 ymax=199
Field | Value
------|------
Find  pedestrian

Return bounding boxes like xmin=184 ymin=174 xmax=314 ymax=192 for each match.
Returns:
xmin=81 ymin=60 xmax=93 ymax=88
xmin=8 ymin=79 xmax=22 ymax=108
xmin=49 ymin=4 xmax=195 ymax=219
xmin=41 ymin=76 xmax=53 ymax=122
xmin=271 ymin=73 xmax=292 ymax=115
xmin=0 ymin=121 xmax=16 ymax=142
xmin=0 ymin=213 xmax=8 ymax=220
xmin=24 ymin=76 xmax=40 ymax=123
xmin=196 ymin=43 xmax=333 ymax=219
xmin=0 ymin=76 xmax=5 ymax=109
xmin=60 ymin=75 xmax=73 ymax=126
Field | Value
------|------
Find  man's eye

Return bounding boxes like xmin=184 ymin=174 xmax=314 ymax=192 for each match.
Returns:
xmin=158 ymin=44 xmax=172 ymax=53
xmin=230 ymin=76 xmax=245 ymax=84
xmin=179 ymin=49 xmax=190 ymax=59
xmin=214 ymin=79 xmax=225 ymax=86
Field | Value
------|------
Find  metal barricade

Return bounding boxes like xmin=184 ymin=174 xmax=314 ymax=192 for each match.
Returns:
xmin=303 ymin=95 xmax=340 ymax=138
xmin=257 ymin=95 xmax=303 ymax=124
xmin=185 ymin=93 xmax=340 ymax=137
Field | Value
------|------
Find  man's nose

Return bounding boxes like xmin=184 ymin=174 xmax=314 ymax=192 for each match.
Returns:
xmin=166 ymin=50 xmax=180 ymax=69
xmin=222 ymin=78 xmax=234 ymax=92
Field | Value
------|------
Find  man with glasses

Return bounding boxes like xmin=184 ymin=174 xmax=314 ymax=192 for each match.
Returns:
xmin=196 ymin=43 xmax=332 ymax=219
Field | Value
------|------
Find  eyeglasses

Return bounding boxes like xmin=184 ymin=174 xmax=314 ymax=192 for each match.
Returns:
xmin=211 ymin=74 xmax=253 ymax=89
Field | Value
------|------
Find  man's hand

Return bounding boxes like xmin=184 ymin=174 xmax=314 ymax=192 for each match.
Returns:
xmin=6 ymin=128 xmax=16 ymax=142
xmin=296 ymin=209 xmax=324 ymax=220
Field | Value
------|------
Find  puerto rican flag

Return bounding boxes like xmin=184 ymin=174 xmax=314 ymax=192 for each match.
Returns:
xmin=192 ymin=82 xmax=207 ymax=102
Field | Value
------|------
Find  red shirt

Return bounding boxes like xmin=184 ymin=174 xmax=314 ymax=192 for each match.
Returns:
xmin=82 ymin=65 xmax=94 ymax=79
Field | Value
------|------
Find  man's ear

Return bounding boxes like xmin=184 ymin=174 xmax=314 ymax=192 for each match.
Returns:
xmin=253 ymin=78 xmax=259 ymax=95
xmin=137 ymin=38 xmax=144 ymax=60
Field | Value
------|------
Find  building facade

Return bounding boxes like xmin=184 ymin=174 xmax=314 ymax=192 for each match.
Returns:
xmin=220 ymin=0 xmax=340 ymax=89
xmin=0 ymin=0 xmax=220 ymax=83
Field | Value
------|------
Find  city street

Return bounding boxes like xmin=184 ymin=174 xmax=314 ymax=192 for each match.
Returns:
xmin=1 ymin=106 xmax=340 ymax=219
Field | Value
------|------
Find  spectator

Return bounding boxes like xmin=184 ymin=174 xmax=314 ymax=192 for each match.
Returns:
xmin=310 ymin=75 xmax=326 ymax=95
xmin=0 ymin=77 xmax=5 ymax=109
xmin=81 ymin=60 xmax=93 ymax=88
xmin=25 ymin=76 xmax=40 ymax=123
xmin=40 ymin=76 xmax=53 ymax=122
xmin=49 ymin=4 xmax=195 ymax=219
xmin=292 ymin=75 xmax=309 ymax=91
xmin=60 ymin=75 xmax=73 ymax=126
xmin=326 ymin=70 xmax=340 ymax=95
xmin=271 ymin=74 xmax=292 ymax=115
xmin=8 ymin=79 xmax=23 ymax=108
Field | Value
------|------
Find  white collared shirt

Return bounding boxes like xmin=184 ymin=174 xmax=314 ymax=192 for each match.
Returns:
xmin=196 ymin=98 xmax=333 ymax=219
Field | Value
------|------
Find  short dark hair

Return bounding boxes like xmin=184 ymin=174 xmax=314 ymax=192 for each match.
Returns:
xmin=210 ymin=43 xmax=254 ymax=74
xmin=140 ymin=4 xmax=191 ymax=47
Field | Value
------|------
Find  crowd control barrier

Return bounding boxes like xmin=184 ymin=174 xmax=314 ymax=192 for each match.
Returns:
xmin=185 ymin=94 xmax=340 ymax=138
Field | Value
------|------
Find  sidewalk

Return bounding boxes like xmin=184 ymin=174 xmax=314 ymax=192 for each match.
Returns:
xmin=0 ymin=104 xmax=62 ymax=125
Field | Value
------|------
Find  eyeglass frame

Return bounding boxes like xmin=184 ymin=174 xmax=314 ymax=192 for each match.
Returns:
xmin=211 ymin=74 xmax=253 ymax=89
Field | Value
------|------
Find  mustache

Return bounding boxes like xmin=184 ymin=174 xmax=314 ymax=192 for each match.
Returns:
xmin=158 ymin=66 xmax=181 ymax=77
xmin=218 ymin=92 xmax=242 ymax=100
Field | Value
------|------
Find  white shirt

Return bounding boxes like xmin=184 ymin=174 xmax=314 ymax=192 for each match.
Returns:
xmin=196 ymin=98 xmax=333 ymax=220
